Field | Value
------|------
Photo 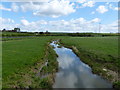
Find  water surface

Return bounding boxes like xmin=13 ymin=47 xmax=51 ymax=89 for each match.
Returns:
xmin=51 ymin=41 xmax=112 ymax=88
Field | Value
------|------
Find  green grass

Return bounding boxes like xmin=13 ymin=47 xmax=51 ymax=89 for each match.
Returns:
xmin=3 ymin=37 xmax=44 ymax=78
xmin=61 ymin=36 xmax=118 ymax=57
xmin=2 ymin=37 xmax=34 ymax=41
xmin=2 ymin=32 xmax=35 ymax=37
xmin=60 ymin=36 xmax=119 ymax=88
xmin=40 ymin=45 xmax=58 ymax=74
xmin=2 ymin=36 xmax=60 ymax=88
xmin=61 ymin=36 xmax=119 ymax=70
xmin=2 ymin=36 xmax=119 ymax=88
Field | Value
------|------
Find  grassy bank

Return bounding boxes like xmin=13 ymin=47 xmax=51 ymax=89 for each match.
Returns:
xmin=60 ymin=36 xmax=119 ymax=89
xmin=2 ymin=36 xmax=59 ymax=88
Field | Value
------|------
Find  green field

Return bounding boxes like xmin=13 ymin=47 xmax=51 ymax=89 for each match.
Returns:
xmin=61 ymin=36 xmax=119 ymax=88
xmin=2 ymin=36 xmax=120 ymax=88
xmin=2 ymin=32 xmax=35 ymax=37
xmin=2 ymin=36 xmax=59 ymax=88
xmin=61 ymin=36 xmax=118 ymax=60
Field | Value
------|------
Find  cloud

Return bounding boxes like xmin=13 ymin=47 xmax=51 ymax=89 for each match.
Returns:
xmin=0 ymin=4 xmax=11 ymax=11
xmin=0 ymin=17 xmax=17 ymax=30
xmin=0 ymin=17 xmax=118 ymax=33
xmin=0 ymin=3 xmax=19 ymax=12
xmin=81 ymin=1 xmax=95 ymax=8
xmin=3 ymin=0 xmax=50 ymax=2
xmin=20 ymin=19 xmax=48 ymax=32
xmin=101 ymin=20 xmax=118 ymax=33
xmin=91 ymin=11 xmax=95 ymax=14
xmin=0 ymin=17 xmax=14 ymax=23
xmin=19 ymin=17 xmax=101 ymax=32
xmin=77 ymin=0 xmax=86 ymax=3
xmin=108 ymin=4 xmax=118 ymax=11
xmin=11 ymin=3 xmax=19 ymax=12
xmin=96 ymin=5 xmax=108 ymax=13
xmin=21 ymin=19 xmax=29 ymax=26
xmin=20 ymin=0 xmax=75 ymax=18
xmin=77 ymin=1 xmax=95 ymax=8
xmin=20 ymin=2 xmax=40 ymax=12
xmin=90 ymin=18 xmax=101 ymax=23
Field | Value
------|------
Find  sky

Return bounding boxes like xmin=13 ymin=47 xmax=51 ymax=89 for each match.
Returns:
xmin=0 ymin=0 xmax=119 ymax=33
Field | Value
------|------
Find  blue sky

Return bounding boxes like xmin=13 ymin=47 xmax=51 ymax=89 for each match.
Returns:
xmin=0 ymin=0 xmax=119 ymax=33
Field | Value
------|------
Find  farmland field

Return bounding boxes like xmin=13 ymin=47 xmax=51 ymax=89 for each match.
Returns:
xmin=2 ymin=36 xmax=120 ymax=88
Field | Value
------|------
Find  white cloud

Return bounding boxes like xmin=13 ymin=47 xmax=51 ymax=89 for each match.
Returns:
xmin=114 ymin=7 xmax=118 ymax=10
xmin=37 ymin=20 xmax=47 ymax=25
xmin=81 ymin=1 xmax=95 ymax=8
xmin=90 ymin=18 xmax=101 ymax=23
xmin=71 ymin=18 xmax=86 ymax=24
xmin=96 ymin=5 xmax=108 ymax=13
xmin=0 ymin=17 xmax=17 ymax=30
xmin=18 ymin=17 xmax=102 ymax=32
xmin=11 ymin=3 xmax=19 ymax=12
xmin=20 ymin=19 xmax=48 ymax=32
xmin=3 ymin=0 xmax=50 ymax=2
xmin=0 ymin=4 xmax=11 ymax=11
xmin=0 ymin=17 xmax=118 ymax=33
xmin=91 ymin=11 xmax=95 ymax=14
xmin=101 ymin=20 xmax=118 ymax=33
xmin=20 ymin=2 xmax=40 ymax=12
xmin=0 ymin=17 xmax=14 ymax=23
xmin=109 ymin=4 xmax=118 ymax=11
xmin=20 ymin=0 xmax=75 ymax=18
xmin=21 ymin=19 xmax=29 ymax=26
xmin=77 ymin=0 xmax=86 ymax=3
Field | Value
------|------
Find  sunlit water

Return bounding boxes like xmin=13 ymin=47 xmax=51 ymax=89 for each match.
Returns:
xmin=50 ymin=41 xmax=112 ymax=88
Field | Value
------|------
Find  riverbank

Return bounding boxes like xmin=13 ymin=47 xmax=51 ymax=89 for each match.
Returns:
xmin=59 ymin=37 xmax=119 ymax=89
xmin=2 ymin=37 xmax=58 ymax=88
xmin=70 ymin=46 xmax=119 ymax=89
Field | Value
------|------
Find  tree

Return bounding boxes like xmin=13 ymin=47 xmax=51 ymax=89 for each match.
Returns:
xmin=39 ymin=32 xmax=44 ymax=34
xmin=45 ymin=30 xmax=50 ymax=34
xmin=14 ymin=28 xmax=20 ymax=32
xmin=2 ymin=29 xmax=6 ymax=32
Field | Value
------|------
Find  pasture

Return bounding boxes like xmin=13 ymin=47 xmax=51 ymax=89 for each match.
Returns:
xmin=2 ymin=35 xmax=119 ymax=88
xmin=2 ymin=36 xmax=59 ymax=88
xmin=61 ymin=36 xmax=119 ymax=88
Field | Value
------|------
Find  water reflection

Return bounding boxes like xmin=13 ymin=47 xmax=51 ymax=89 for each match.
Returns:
xmin=51 ymin=41 xmax=112 ymax=88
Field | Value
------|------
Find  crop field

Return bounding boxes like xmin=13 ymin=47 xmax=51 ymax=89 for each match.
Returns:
xmin=2 ymin=35 xmax=120 ymax=88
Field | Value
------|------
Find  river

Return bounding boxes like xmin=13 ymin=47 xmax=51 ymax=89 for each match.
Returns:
xmin=50 ymin=41 xmax=112 ymax=88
